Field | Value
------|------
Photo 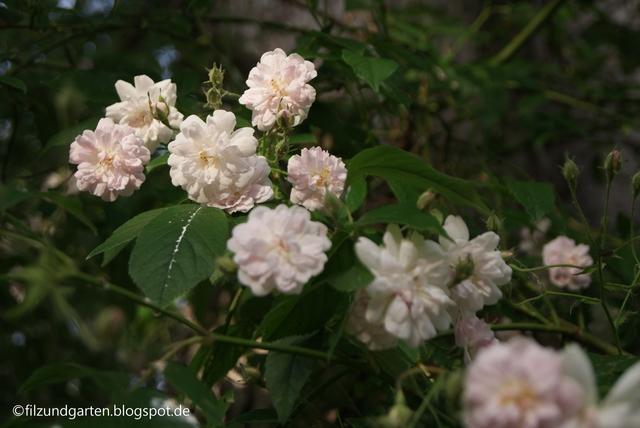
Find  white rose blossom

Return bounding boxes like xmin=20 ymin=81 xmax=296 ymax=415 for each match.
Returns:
xmin=542 ymin=236 xmax=593 ymax=291
xmin=69 ymin=118 xmax=150 ymax=202
xmin=239 ymin=48 xmax=317 ymax=131
xmin=106 ymin=75 xmax=184 ymax=153
xmin=167 ymin=111 xmax=273 ymax=213
xmin=559 ymin=344 xmax=640 ymax=428
xmin=226 ymin=204 xmax=331 ymax=296
xmin=463 ymin=338 xmax=584 ymax=428
xmin=354 ymin=224 xmax=455 ymax=348
xmin=287 ymin=146 xmax=347 ymax=211
xmin=345 ymin=288 xmax=398 ymax=351
xmin=441 ymin=215 xmax=512 ymax=315
xmin=454 ymin=315 xmax=498 ymax=365
xmin=462 ymin=338 xmax=640 ymax=428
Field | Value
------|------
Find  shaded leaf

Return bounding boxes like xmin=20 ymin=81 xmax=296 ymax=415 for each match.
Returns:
xmin=145 ymin=152 xmax=170 ymax=173
xmin=87 ymin=208 xmax=168 ymax=261
xmin=507 ymin=179 xmax=555 ymax=222
xmin=342 ymin=50 xmax=399 ymax=92
xmin=265 ymin=336 xmax=316 ymax=424
xmin=346 ymin=145 xmax=489 ymax=214
xmin=129 ymin=205 xmax=228 ymax=307
xmin=163 ymin=361 xmax=232 ymax=426
xmin=356 ymin=203 xmax=447 ymax=237
xmin=260 ymin=285 xmax=343 ymax=341
xmin=19 ymin=363 xmax=127 ymax=401
xmin=0 ymin=76 xmax=26 ymax=93
xmin=41 ymin=117 xmax=101 ymax=156
xmin=346 ymin=178 xmax=367 ymax=213
xmin=289 ymin=133 xmax=317 ymax=144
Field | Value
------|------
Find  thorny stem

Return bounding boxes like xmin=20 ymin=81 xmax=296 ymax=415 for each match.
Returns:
xmin=569 ymin=184 xmax=622 ymax=355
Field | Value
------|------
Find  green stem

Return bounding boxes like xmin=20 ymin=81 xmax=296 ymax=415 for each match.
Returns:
xmin=490 ymin=0 xmax=565 ymax=66
xmin=568 ymin=184 xmax=621 ymax=354
xmin=286 ymin=367 xmax=352 ymax=423
xmin=510 ymin=263 xmax=596 ymax=272
xmin=71 ymin=272 xmax=209 ymax=335
xmin=602 ymin=176 xmax=613 ymax=250
xmin=631 ymin=195 xmax=640 ymax=265
xmin=409 ymin=375 xmax=446 ymax=428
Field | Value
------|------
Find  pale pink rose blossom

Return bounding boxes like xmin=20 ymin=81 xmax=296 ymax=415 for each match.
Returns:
xmin=106 ymin=75 xmax=184 ymax=153
xmin=455 ymin=315 xmax=498 ymax=365
xmin=355 ymin=225 xmax=455 ymax=348
xmin=542 ymin=236 xmax=593 ymax=291
xmin=345 ymin=288 xmax=398 ymax=351
xmin=226 ymin=204 xmax=331 ymax=296
xmin=287 ymin=147 xmax=347 ymax=211
xmin=558 ymin=344 xmax=640 ymax=428
xmin=441 ymin=215 xmax=512 ymax=315
xmin=239 ymin=48 xmax=317 ymax=131
xmin=69 ymin=118 xmax=150 ymax=202
xmin=167 ymin=111 xmax=273 ymax=213
xmin=463 ymin=338 xmax=584 ymax=428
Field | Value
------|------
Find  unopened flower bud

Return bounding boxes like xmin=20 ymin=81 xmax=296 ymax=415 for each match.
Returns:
xmin=375 ymin=390 xmax=413 ymax=428
xmin=452 ymin=254 xmax=475 ymax=286
xmin=274 ymin=138 xmax=289 ymax=159
xmin=485 ymin=211 xmax=502 ymax=234
xmin=416 ymin=189 xmax=436 ymax=210
xmin=604 ymin=149 xmax=622 ymax=177
xmin=239 ymin=364 xmax=264 ymax=387
xmin=562 ymin=154 xmax=580 ymax=191
xmin=501 ymin=250 xmax=514 ymax=262
xmin=208 ymin=63 xmax=225 ymax=87
xmin=204 ymin=63 xmax=226 ymax=110
xmin=323 ymin=189 xmax=342 ymax=219
xmin=632 ymin=172 xmax=640 ymax=197
xmin=216 ymin=256 xmax=237 ymax=275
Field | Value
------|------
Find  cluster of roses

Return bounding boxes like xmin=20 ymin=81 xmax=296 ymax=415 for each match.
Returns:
xmin=67 ymin=46 xmax=640 ymax=428
xmin=68 ymin=48 xmax=344 ymax=215
xmin=346 ymin=215 xmax=513 ymax=350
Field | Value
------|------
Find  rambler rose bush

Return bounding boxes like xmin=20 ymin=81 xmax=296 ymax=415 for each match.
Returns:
xmin=6 ymin=2 xmax=640 ymax=427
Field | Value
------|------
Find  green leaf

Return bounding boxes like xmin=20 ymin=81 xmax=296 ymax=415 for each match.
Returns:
xmin=288 ymin=133 xmax=317 ymax=144
xmin=163 ymin=361 xmax=232 ymax=426
xmin=38 ymin=192 xmax=98 ymax=234
xmin=0 ymin=76 xmax=27 ymax=93
xmin=388 ymin=179 xmax=420 ymax=205
xmin=145 ymin=152 xmax=170 ymax=173
xmin=342 ymin=50 xmax=399 ymax=92
xmin=507 ymin=179 xmax=555 ymax=222
xmin=87 ymin=207 xmax=169 ymax=264
xmin=346 ymin=145 xmax=489 ymax=214
xmin=201 ymin=322 xmax=252 ymax=387
xmin=346 ymin=178 xmax=367 ymax=213
xmin=228 ymin=408 xmax=279 ymax=424
xmin=42 ymin=70 xmax=120 ymax=104
xmin=19 ymin=363 xmax=128 ymax=401
xmin=265 ymin=336 xmax=317 ymax=424
xmin=129 ymin=205 xmax=228 ymax=307
xmin=355 ymin=203 xmax=447 ymax=237
xmin=41 ymin=117 xmax=101 ymax=156
xmin=312 ymin=31 xmax=368 ymax=54
xmin=329 ymin=263 xmax=374 ymax=292
xmin=345 ymin=418 xmax=373 ymax=428
xmin=260 ymin=285 xmax=343 ymax=341
xmin=588 ymin=353 xmax=640 ymax=398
